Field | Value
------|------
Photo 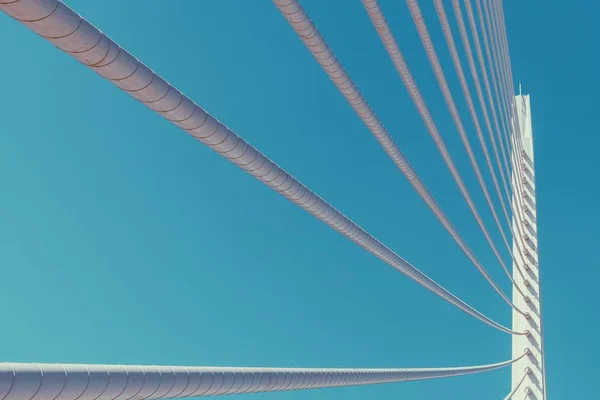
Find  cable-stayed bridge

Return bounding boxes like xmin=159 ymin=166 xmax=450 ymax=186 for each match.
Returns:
xmin=0 ymin=0 xmax=545 ymax=398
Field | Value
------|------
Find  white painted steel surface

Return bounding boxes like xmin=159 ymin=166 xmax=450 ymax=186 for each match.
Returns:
xmin=511 ymin=94 xmax=544 ymax=399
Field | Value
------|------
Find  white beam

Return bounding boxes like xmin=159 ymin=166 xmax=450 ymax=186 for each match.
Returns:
xmin=511 ymin=94 xmax=545 ymax=399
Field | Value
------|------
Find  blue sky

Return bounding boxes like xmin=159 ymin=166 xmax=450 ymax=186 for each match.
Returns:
xmin=0 ymin=0 xmax=597 ymax=398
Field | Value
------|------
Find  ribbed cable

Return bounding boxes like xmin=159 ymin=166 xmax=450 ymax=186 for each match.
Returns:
xmin=474 ymin=0 xmax=512 ymax=176
xmin=399 ymin=0 xmax=529 ymax=299
xmin=451 ymin=0 xmax=531 ymax=292
xmin=477 ymin=1 xmax=525 ymax=225
xmin=482 ymin=0 xmax=535 ymax=279
xmin=436 ymin=1 xmax=532 ymax=287
xmin=0 ymin=0 xmax=524 ymax=334
xmin=480 ymin=1 xmax=533 ymax=280
xmin=453 ymin=0 xmax=511 ymax=206
xmin=486 ymin=0 xmax=519 ymax=156
xmin=471 ymin=0 xmax=512 ymax=181
xmin=487 ymin=8 xmax=532 ymax=235
xmin=490 ymin=0 xmax=529 ymax=199
xmin=415 ymin=0 xmax=530 ymax=292
xmin=484 ymin=0 xmax=535 ymax=260
xmin=492 ymin=0 xmax=539 ymax=267
xmin=433 ymin=0 xmax=511 ymax=228
xmin=446 ymin=0 xmax=512 ymax=222
xmin=494 ymin=6 xmax=541 ymax=283
xmin=484 ymin=3 xmax=526 ymax=272
xmin=0 ymin=353 xmax=529 ymax=399
xmin=463 ymin=0 xmax=512 ymax=187
xmin=272 ymin=0 xmax=525 ymax=314
xmin=361 ymin=0 xmax=527 ymax=307
xmin=433 ymin=0 xmax=530 ymax=286
xmin=503 ymin=369 xmax=529 ymax=400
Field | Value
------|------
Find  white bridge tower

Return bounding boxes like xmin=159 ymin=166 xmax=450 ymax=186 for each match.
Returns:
xmin=511 ymin=93 xmax=545 ymax=399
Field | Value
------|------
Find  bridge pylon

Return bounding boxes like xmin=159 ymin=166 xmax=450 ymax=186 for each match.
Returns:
xmin=511 ymin=93 xmax=545 ymax=399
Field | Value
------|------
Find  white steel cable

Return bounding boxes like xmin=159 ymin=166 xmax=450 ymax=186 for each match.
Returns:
xmin=503 ymin=368 xmax=529 ymax=400
xmin=273 ymin=0 xmax=526 ymax=314
xmin=437 ymin=0 xmax=534 ymax=290
xmin=399 ymin=0 xmax=529 ymax=298
xmin=412 ymin=0 xmax=529 ymax=292
xmin=433 ymin=0 xmax=511 ymax=228
xmin=438 ymin=0 xmax=530 ymax=295
xmin=452 ymin=0 xmax=511 ymax=205
xmin=493 ymin=2 xmax=541 ymax=281
xmin=491 ymin=0 xmax=529 ymax=198
xmin=463 ymin=0 xmax=512 ymax=186
xmin=435 ymin=1 xmax=530 ymax=287
xmin=362 ymin=0 xmax=527 ymax=305
xmin=484 ymin=0 xmax=519 ymax=159
xmin=478 ymin=10 xmax=526 ymax=238
xmin=480 ymin=1 xmax=531 ymax=225
xmin=432 ymin=0 xmax=529 ymax=286
xmin=0 ymin=0 xmax=524 ymax=334
xmin=477 ymin=0 xmax=533 ymax=280
xmin=440 ymin=0 xmax=536 ymax=293
xmin=484 ymin=0 xmax=533 ymax=246
xmin=482 ymin=0 xmax=533 ymax=277
xmin=476 ymin=0 xmax=513 ymax=177
xmin=471 ymin=0 xmax=512 ymax=180
xmin=481 ymin=0 xmax=533 ymax=271
xmin=490 ymin=42 xmax=534 ymax=244
xmin=0 ymin=353 xmax=530 ymax=400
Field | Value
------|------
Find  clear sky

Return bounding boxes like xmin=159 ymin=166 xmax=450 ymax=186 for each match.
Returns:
xmin=0 ymin=1 xmax=596 ymax=399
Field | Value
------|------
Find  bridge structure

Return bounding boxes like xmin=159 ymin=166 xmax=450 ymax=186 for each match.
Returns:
xmin=0 ymin=0 xmax=545 ymax=398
